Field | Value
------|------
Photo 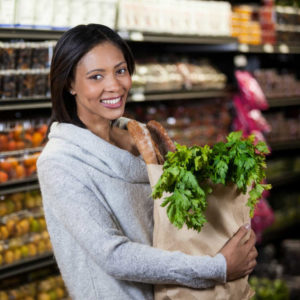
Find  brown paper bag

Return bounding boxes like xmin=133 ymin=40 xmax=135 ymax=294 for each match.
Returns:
xmin=147 ymin=164 xmax=255 ymax=300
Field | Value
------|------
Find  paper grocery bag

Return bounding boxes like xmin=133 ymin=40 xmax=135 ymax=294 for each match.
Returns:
xmin=147 ymin=164 xmax=255 ymax=300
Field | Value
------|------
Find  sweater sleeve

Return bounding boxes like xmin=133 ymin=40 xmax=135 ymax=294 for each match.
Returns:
xmin=37 ymin=159 xmax=227 ymax=289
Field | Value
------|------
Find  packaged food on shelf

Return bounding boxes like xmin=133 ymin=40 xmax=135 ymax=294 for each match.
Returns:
xmin=0 ymin=151 xmax=40 ymax=184
xmin=0 ymin=190 xmax=43 ymax=217
xmin=1 ymin=70 xmax=17 ymax=98
xmin=232 ymin=5 xmax=262 ymax=45
xmin=0 ymin=119 xmax=48 ymax=152
xmin=0 ymin=41 xmax=55 ymax=71
xmin=254 ymin=69 xmax=300 ymax=98
xmin=0 ymin=42 xmax=16 ymax=70
xmin=0 ymin=230 xmax=52 ymax=267
xmin=0 ymin=274 xmax=69 ymax=300
xmin=132 ymin=60 xmax=227 ymax=92
xmin=16 ymin=42 xmax=32 ymax=70
xmin=125 ymin=100 xmax=231 ymax=147
xmin=117 ymin=0 xmax=231 ymax=36
xmin=132 ymin=63 xmax=183 ymax=92
xmin=264 ymin=109 xmax=300 ymax=142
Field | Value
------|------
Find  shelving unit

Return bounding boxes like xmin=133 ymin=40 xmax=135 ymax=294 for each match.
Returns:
xmin=1 ymin=20 xmax=300 ymax=297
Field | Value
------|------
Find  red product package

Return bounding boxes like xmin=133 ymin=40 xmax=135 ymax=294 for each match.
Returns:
xmin=235 ymin=70 xmax=269 ymax=110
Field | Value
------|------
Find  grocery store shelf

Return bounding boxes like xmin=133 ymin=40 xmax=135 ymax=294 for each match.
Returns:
xmin=0 ymin=147 xmax=44 ymax=157
xmin=0 ymin=27 xmax=63 ymax=40
xmin=0 ymin=176 xmax=39 ymax=194
xmin=0 ymin=97 xmax=51 ymax=110
xmin=0 ymin=252 xmax=55 ymax=280
xmin=268 ymin=171 xmax=300 ymax=188
xmin=238 ymin=43 xmax=300 ymax=54
xmin=128 ymin=88 xmax=231 ymax=102
xmin=118 ymin=31 xmax=238 ymax=45
xmin=0 ymin=181 xmax=39 ymax=195
xmin=267 ymin=96 xmax=300 ymax=108
xmin=0 ymin=90 xmax=230 ymax=109
xmin=269 ymin=139 xmax=300 ymax=151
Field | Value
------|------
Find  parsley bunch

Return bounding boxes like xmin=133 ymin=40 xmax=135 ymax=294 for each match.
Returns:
xmin=152 ymin=131 xmax=271 ymax=232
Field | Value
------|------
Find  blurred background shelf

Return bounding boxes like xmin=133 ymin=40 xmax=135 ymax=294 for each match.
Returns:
xmin=0 ymin=253 xmax=55 ymax=281
xmin=268 ymin=97 xmax=300 ymax=108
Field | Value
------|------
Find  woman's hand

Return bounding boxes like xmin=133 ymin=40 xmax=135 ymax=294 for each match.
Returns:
xmin=220 ymin=225 xmax=258 ymax=281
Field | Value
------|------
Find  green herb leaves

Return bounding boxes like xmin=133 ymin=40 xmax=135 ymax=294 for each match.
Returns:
xmin=152 ymin=131 xmax=272 ymax=232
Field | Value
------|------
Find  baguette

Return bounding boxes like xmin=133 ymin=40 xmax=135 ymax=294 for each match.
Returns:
xmin=146 ymin=120 xmax=176 ymax=157
xmin=127 ymin=120 xmax=158 ymax=165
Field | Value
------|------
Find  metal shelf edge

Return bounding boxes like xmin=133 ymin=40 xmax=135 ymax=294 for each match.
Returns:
xmin=0 ymin=253 xmax=55 ymax=280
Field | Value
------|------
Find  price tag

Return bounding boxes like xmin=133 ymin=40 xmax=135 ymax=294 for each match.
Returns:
xmin=279 ymin=44 xmax=289 ymax=53
xmin=238 ymin=44 xmax=249 ymax=52
xmin=263 ymin=44 xmax=274 ymax=53
xmin=131 ymin=93 xmax=145 ymax=102
xmin=130 ymin=32 xmax=144 ymax=41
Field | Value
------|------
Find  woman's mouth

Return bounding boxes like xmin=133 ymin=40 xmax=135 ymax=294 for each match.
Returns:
xmin=100 ymin=96 xmax=123 ymax=108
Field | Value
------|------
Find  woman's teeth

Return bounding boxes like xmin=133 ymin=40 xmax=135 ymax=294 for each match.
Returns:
xmin=101 ymin=97 xmax=121 ymax=104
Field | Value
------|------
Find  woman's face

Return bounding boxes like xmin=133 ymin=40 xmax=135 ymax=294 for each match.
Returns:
xmin=71 ymin=42 xmax=132 ymax=124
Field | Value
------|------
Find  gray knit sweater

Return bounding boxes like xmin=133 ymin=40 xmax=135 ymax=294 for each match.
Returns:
xmin=37 ymin=121 xmax=227 ymax=300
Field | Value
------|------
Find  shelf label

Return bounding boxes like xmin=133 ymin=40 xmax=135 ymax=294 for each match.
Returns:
xmin=263 ymin=44 xmax=274 ymax=53
xmin=279 ymin=44 xmax=289 ymax=53
xmin=130 ymin=32 xmax=144 ymax=41
xmin=238 ymin=44 xmax=249 ymax=52
xmin=131 ymin=93 xmax=145 ymax=102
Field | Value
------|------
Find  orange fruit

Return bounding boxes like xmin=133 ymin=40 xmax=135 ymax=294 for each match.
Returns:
xmin=0 ymin=171 xmax=8 ymax=183
xmin=24 ymin=133 xmax=33 ymax=146
xmin=16 ymin=141 xmax=25 ymax=150
xmin=32 ymin=132 xmax=43 ymax=147
xmin=6 ymin=157 xmax=18 ymax=168
xmin=0 ymin=134 xmax=9 ymax=151
xmin=0 ymin=160 xmax=12 ymax=172
xmin=7 ymin=140 xmax=17 ymax=151
xmin=38 ymin=124 xmax=48 ymax=136
xmin=15 ymin=165 xmax=25 ymax=179
xmin=13 ymin=124 xmax=23 ymax=141
xmin=26 ymin=165 xmax=37 ymax=177
xmin=24 ymin=155 xmax=37 ymax=167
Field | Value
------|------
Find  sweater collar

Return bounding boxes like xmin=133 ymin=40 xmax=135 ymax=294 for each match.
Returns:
xmin=48 ymin=121 xmax=149 ymax=183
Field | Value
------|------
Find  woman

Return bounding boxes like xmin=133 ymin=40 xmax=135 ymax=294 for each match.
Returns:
xmin=37 ymin=24 xmax=257 ymax=300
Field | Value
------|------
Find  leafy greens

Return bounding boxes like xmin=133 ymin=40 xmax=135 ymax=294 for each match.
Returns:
xmin=152 ymin=131 xmax=271 ymax=232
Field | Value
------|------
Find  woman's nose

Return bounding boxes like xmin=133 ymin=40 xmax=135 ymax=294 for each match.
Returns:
xmin=104 ymin=75 xmax=121 ymax=92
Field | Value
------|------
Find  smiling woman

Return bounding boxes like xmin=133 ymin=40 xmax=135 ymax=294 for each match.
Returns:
xmin=36 ymin=24 xmax=257 ymax=300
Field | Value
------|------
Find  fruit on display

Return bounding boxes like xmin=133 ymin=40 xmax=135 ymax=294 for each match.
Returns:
xmin=0 ymin=120 xmax=48 ymax=152
xmin=0 ymin=230 xmax=52 ymax=267
xmin=0 ymin=274 xmax=68 ymax=300
xmin=0 ymin=189 xmax=52 ymax=267
xmin=0 ymin=190 xmax=42 ymax=217
xmin=250 ymin=277 xmax=290 ymax=300
xmin=0 ymin=152 xmax=40 ymax=185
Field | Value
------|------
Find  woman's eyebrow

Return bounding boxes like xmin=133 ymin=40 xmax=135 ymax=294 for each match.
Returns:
xmin=86 ymin=61 xmax=126 ymax=75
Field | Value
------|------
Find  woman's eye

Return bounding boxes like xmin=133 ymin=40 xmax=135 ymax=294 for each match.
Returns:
xmin=90 ymin=74 xmax=103 ymax=80
xmin=117 ymin=68 xmax=127 ymax=75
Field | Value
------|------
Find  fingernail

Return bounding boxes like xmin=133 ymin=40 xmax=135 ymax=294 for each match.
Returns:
xmin=244 ymin=223 xmax=251 ymax=230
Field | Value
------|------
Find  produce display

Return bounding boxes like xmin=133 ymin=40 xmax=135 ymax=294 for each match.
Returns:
xmin=0 ymin=189 xmax=52 ymax=268
xmin=0 ymin=120 xmax=47 ymax=152
xmin=249 ymin=277 xmax=290 ymax=300
xmin=0 ymin=151 xmax=40 ymax=184
xmin=0 ymin=274 xmax=69 ymax=300
xmin=0 ymin=190 xmax=43 ymax=216
xmin=132 ymin=61 xmax=227 ymax=92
